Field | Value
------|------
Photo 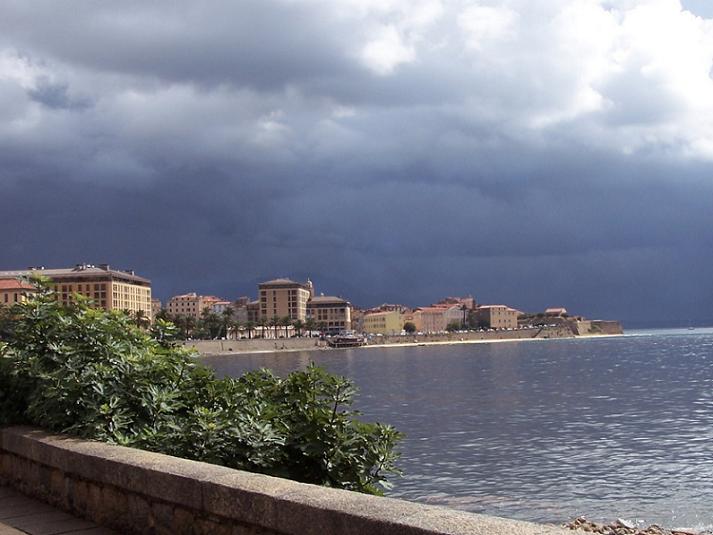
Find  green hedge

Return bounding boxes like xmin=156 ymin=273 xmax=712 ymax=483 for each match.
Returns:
xmin=0 ymin=283 xmax=401 ymax=494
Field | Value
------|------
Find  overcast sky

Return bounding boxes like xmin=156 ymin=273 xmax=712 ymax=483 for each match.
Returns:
xmin=1 ymin=0 xmax=712 ymax=326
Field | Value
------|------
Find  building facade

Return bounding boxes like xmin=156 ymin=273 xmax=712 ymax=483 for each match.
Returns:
xmin=414 ymin=307 xmax=448 ymax=333
xmin=166 ymin=293 xmax=223 ymax=319
xmin=0 ymin=279 xmax=37 ymax=307
xmin=258 ymin=278 xmax=312 ymax=321
xmin=0 ymin=264 xmax=152 ymax=318
xmin=361 ymin=310 xmax=402 ymax=335
xmin=475 ymin=305 xmax=519 ymax=330
xmin=151 ymin=298 xmax=162 ymax=318
xmin=306 ymin=295 xmax=352 ymax=334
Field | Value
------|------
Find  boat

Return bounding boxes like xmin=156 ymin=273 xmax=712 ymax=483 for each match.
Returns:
xmin=327 ymin=333 xmax=366 ymax=348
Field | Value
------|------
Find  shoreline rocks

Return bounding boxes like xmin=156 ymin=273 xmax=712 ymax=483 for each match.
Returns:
xmin=564 ymin=517 xmax=710 ymax=535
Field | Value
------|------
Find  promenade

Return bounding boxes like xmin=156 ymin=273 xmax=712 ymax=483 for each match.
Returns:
xmin=0 ymin=486 xmax=115 ymax=535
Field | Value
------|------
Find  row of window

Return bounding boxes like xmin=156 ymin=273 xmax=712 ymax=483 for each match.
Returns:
xmin=2 ymin=293 xmax=26 ymax=303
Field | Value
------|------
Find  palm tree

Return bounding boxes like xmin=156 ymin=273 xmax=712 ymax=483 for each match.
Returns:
xmin=304 ymin=318 xmax=316 ymax=337
xmin=293 ymin=319 xmax=304 ymax=337
xmin=221 ymin=307 xmax=234 ymax=339
xmin=229 ymin=319 xmax=242 ymax=340
xmin=245 ymin=320 xmax=255 ymax=340
xmin=258 ymin=317 xmax=267 ymax=338
xmin=132 ymin=309 xmax=149 ymax=329
xmin=280 ymin=316 xmax=292 ymax=338
xmin=270 ymin=315 xmax=280 ymax=339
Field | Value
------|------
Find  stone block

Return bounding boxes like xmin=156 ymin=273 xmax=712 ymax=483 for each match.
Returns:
xmin=193 ymin=516 xmax=233 ymax=535
xmin=171 ymin=506 xmax=196 ymax=535
xmin=200 ymin=471 xmax=296 ymax=526
xmin=150 ymin=501 xmax=175 ymax=533
xmin=99 ymin=485 xmax=130 ymax=529
xmin=127 ymin=493 xmax=152 ymax=532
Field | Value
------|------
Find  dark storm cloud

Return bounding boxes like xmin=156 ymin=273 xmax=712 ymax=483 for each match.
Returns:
xmin=1 ymin=0 xmax=712 ymax=326
xmin=27 ymin=78 xmax=91 ymax=110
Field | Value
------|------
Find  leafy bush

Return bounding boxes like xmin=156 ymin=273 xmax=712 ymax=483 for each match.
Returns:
xmin=0 ymin=284 xmax=401 ymax=494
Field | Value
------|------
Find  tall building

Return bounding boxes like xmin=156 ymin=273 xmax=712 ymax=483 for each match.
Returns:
xmin=306 ymin=295 xmax=352 ymax=334
xmin=258 ymin=278 xmax=312 ymax=321
xmin=0 ymin=264 xmax=152 ymax=318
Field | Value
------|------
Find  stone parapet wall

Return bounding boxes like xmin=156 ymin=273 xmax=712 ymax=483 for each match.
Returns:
xmin=368 ymin=325 xmax=576 ymax=346
xmin=184 ymin=337 xmax=327 ymax=354
xmin=1 ymin=426 xmax=573 ymax=535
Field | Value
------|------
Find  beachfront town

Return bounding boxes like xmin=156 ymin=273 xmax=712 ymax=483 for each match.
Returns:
xmin=0 ymin=263 xmax=621 ymax=339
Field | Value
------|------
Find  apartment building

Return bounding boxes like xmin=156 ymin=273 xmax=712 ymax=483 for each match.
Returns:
xmin=258 ymin=278 xmax=313 ymax=321
xmin=0 ymin=279 xmax=36 ymax=306
xmin=306 ymin=295 xmax=352 ymax=334
xmin=361 ymin=310 xmax=402 ymax=335
xmin=166 ymin=293 xmax=222 ymax=319
xmin=475 ymin=305 xmax=519 ymax=330
xmin=0 ymin=264 xmax=152 ymax=318
xmin=414 ymin=307 xmax=448 ymax=333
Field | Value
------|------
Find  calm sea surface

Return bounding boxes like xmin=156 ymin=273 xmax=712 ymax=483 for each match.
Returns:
xmin=202 ymin=328 xmax=713 ymax=530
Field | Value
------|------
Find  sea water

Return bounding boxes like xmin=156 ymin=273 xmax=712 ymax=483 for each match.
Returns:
xmin=202 ymin=328 xmax=713 ymax=530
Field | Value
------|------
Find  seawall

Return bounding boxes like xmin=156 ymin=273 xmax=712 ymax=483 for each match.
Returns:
xmin=0 ymin=426 xmax=574 ymax=535
xmin=184 ymin=323 xmax=624 ymax=355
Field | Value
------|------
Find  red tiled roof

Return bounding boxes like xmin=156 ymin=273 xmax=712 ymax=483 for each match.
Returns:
xmin=0 ymin=279 xmax=36 ymax=291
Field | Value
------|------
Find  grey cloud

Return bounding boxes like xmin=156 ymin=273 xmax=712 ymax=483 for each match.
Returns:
xmin=27 ymin=77 xmax=91 ymax=110
xmin=0 ymin=1 xmax=712 ymax=327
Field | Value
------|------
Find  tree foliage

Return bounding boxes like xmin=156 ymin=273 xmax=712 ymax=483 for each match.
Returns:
xmin=0 ymin=283 xmax=402 ymax=494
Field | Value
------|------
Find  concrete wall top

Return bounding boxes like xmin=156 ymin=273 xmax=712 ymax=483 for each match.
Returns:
xmin=0 ymin=426 xmax=575 ymax=535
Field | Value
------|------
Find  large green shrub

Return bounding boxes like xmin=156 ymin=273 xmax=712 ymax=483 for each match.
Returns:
xmin=0 ymin=284 xmax=401 ymax=494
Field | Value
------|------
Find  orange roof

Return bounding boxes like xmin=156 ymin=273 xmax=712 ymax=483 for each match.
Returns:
xmin=0 ymin=279 xmax=36 ymax=291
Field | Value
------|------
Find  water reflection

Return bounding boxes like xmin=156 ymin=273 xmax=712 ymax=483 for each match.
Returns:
xmin=202 ymin=330 xmax=713 ymax=529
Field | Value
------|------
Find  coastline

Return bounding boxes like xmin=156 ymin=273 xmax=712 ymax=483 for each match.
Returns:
xmin=193 ymin=327 xmax=624 ymax=357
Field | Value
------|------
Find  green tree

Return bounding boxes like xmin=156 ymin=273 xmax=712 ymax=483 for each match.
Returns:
xmin=0 ymin=284 xmax=402 ymax=494
xmin=270 ymin=315 xmax=280 ymax=339
xmin=221 ymin=307 xmax=234 ymax=339
xmin=245 ymin=321 xmax=256 ymax=340
xmin=446 ymin=321 xmax=461 ymax=332
xmin=304 ymin=318 xmax=317 ymax=337
xmin=257 ymin=317 xmax=268 ymax=338
xmin=403 ymin=322 xmax=417 ymax=334
xmin=131 ymin=309 xmax=150 ymax=329
xmin=280 ymin=316 xmax=292 ymax=338
xmin=293 ymin=319 xmax=304 ymax=337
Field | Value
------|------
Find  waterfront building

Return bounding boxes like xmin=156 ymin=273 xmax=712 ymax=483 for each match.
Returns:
xmin=0 ymin=278 xmax=37 ymax=306
xmin=400 ymin=309 xmax=422 ymax=332
xmin=362 ymin=310 xmax=402 ymax=335
xmin=433 ymin=304 xmax=467 ymax=328
xmin=306 ymin=295 xmax=352 ymax=334
xmin=414 ymin=307 xmax=448 ymax=333
xmin=475 ymin=305 xmax=519 ymax=330
xmin=0 ymin=264 xmax=152 ymax=318
xmin=166 ymin=293 xmax=223 ymax=319
xmin=258 ymin=278 xmax=312 ymax=321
